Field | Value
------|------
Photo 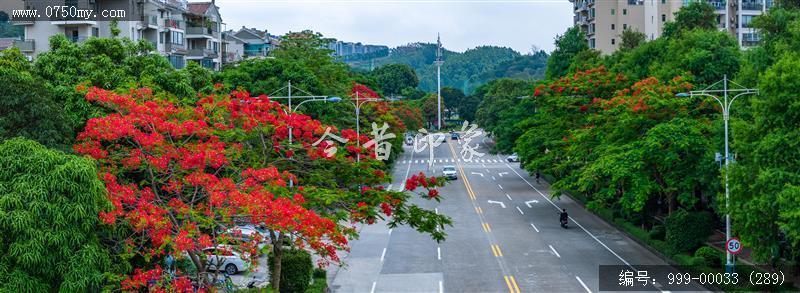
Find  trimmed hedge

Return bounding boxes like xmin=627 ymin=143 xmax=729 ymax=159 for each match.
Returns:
xmin=269 ymin=249 xmax=313 ymax=293
xmin=665 ymin=210 xmax=713 ymax=253
xmin=694 ymin=246 xmax=723 ymax=268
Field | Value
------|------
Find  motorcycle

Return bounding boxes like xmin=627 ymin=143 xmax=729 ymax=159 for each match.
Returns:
xmin=560 ymin=217 xmax=568 ymax=229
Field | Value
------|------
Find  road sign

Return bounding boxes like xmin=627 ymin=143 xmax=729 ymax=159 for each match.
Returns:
xmin=726 ymin=238 xmax=742 ymax=254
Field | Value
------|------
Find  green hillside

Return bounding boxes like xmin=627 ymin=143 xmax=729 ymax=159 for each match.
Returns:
xmin=349 ymin=43 xmax=548 ymax=94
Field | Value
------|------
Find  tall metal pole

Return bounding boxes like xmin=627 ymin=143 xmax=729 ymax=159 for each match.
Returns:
xmin=723 ymin=75 xmax=732 ymax=272
xmin=356 ymin=91 xmax=361 ymax=163
xmin=287 ymin=81 xmax=293 ymax=188
xmin=435 ymin=33 xmax=443 ymax=130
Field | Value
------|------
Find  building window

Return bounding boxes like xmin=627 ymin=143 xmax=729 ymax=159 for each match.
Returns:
xmin=623 ymin=23 xmax=628 ymax=30
xmin=662 ymin=14 xmax=666 ymax=21
xmin=171 ymin=31 xmax=184 ymax=45
xmin=168 ymin=55 xmax=185 ymax=69
xmin=611 ymin=8 xmax=615 ymax=15
xmin=590 ymin=8 xmax=595 ymax=17
xmin=92 ymin=27 xmax=99 ymax=37
xmin=590 ymin=38 xmax=596 ymax=48
xmin=159 ymin=32 xmax=164 ymax=44
xmin=612 ymin=38 xmax=616 ymax=45
xmin=611 ymin=23 xmax=615 ymax=30
xmin=623 ymin=9 xmax=627 ymax=15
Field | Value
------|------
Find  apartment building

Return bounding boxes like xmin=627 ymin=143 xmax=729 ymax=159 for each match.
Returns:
xmin=570 ymin=0 xmax=774 ymax=54
xmin=11 ymin=0 xmax=223 ymax=70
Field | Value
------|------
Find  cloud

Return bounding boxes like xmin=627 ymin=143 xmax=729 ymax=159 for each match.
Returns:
xmin=215 ymin=0 xmax=573 ymax=53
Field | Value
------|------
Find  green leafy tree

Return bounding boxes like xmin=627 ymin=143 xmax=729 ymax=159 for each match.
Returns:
xmin=441 ymin=87 xmax=465 ymax=119
xmin=662 ymin=1 xmax=717 ymax=38
xmin=655 ymin=29 xmax=740 ymax=86
xmin=0 ymin=49 xmax=72 ymax=150
xmin=620 ymin=28 xmax=647 ymax=51
xmin=371 ymin=63 xmax=419 ymax=96
xmin=546 ymin=26 xmax=589 ymax=79
xmin=0 ymin=138 xmax=111 ymax=292
xmin=729 ymin=52 xmax=800 ymax=263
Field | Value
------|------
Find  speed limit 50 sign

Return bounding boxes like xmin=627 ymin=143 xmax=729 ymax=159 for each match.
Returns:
xmin=726 ymin=237 xmax=742 ymax=254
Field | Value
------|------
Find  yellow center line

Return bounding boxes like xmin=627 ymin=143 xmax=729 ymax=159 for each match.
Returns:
xmin=449 ymin=142 xmax=517 ymax=292
xmin=509 ymin=276 xmax=521 ymax=293
xmin=504 ymin=276 xmax=514 ymax=293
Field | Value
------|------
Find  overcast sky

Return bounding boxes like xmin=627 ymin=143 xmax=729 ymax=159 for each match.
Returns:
xmin=215 ymin=0 xmax=573 ymax=53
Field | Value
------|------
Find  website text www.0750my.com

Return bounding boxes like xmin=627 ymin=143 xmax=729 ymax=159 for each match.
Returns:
xmin=12 ymin=6 xmax=126 ymax=20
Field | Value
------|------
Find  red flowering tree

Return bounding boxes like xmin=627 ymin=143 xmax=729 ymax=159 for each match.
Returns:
xmin=74 ymin=86 xmax=450 ymax=291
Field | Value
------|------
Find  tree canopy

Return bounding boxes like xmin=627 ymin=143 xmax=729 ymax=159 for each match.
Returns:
xmin=0 ymin=138 xmax=111 ymax=292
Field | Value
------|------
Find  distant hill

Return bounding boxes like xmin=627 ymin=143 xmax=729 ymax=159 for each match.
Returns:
xmin=348 ymin=43 xmax=548 ymax=94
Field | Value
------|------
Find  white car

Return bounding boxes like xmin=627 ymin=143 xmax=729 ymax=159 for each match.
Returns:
xmin=506 ymin=153 xmax=519 ymax=162
xmin=225 ymin=225 xmax=269 ymax=251
xmin=203 ymin=245 xmax=251 ymax=275
xmin=442 ymin=165 xmax=457 ymax=180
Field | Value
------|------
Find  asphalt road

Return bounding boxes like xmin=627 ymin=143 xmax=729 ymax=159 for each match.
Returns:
xmin=329 ymin=131 xmax=706 ymax=293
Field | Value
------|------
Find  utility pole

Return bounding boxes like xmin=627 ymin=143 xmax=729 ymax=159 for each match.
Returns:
xmin=677 ymin=75 xmax=758 ymax=274
xmin=435 ymin=33 xmax=444 ymax=130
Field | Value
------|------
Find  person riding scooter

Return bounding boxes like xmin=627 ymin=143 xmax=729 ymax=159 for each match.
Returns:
xmin=559 ymin=208 xmax=568 ymax=229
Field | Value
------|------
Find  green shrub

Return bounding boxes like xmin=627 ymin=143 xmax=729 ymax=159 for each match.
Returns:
xmin=665 ymin=210 xmax=713 ymax=253
xmin=649 ymin=225 xmax=666 ymax=240
xmin=694 ymin=246 xmax=723 ymax=268
xmin=269 ymin=249 xmax=313 ymax=293
xmin=312 ymin=268 xmax=327 ymax=279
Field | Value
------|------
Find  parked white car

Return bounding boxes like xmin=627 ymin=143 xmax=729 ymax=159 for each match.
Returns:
xmin=225 ymin=225 xmax=269 ymax=251
xmin=203 ymin=245 xmax=250 ymax=275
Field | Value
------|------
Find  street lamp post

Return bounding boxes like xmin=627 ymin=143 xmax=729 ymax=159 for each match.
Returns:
xmin=327 ymin=92 xmax=380 ymax=163
xmin=677 ymin=75 xmax=758 ymax=273
xmin=268 ymin=81 xmax=339 ymax=187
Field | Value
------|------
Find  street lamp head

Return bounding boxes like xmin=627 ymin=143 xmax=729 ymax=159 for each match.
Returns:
xmin=327 ymin=96 xmax=342 ymax=103
xmin=676 ymin=92 xmax=690 ymax=98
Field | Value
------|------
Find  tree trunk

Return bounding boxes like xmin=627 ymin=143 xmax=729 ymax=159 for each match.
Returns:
xmin=271 ymin=232 xmax=286 ymax=293
xmin=188 ymin=250 xmax=206 ymax=286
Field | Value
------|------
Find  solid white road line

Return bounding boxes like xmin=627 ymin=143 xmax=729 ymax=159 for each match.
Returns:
xmin=371 ymin=281 xmax=377 ymax=293
xmin=576 ymin=276 xmax=592 ymax=293
xmin=530 ymin=223 xmax=540 ymax=232
xmin=437 ymin=247 xmax=441 ymax=260
xmin=516 ymin=206 xmax=524 ymax=215
xmin=388 ymin=228 xmax=393 ymax=235
xmin=398 ymin=183 xmax=405 ymax=191
xmin=439 ymin=280 xmax=444 ymax=293
xmin=549 ymin=245 xmax=561 ymax=258
xmin=506 ymin=164 xmax=634 ymax=269
xmin=435 ymin=207 xmax=439 ymax=214
xmin=387 ymin=184 xmax=393 ymax=191
xmin=506 ymin=194 xmax=513 ymax=201
xmin=381 ymin=247 xmax=387 ymax=262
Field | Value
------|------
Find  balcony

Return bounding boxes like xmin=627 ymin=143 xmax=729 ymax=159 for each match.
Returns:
xmin=186 ymin=27 xmax=218 ymax=39
xmin=11 ymin=19 xmax=34 ymax=25
xmin=741 ymin=2 xmax=763 ymax=10
xmin=164 ymin=19 xmax=185 ymax=30
xmin=67 ymin=36 xmax=90 ymax=43
xmin=708 ymin=0 xmax=726 ymax=10
xmin=187 ymin=48 xmax=218 ymax=59
xmin=144 ymin=15 xmax=159 ymax=28
xmin=13 ymin=39 xmax=35 ymax=52
xmin=165 ymin=43 xmax=187 ymax=54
